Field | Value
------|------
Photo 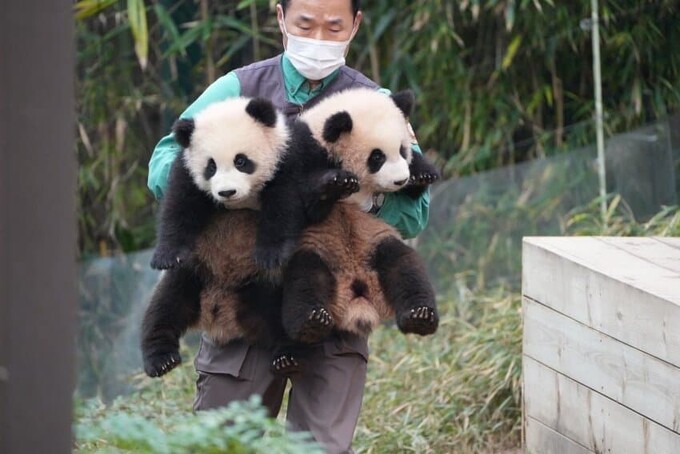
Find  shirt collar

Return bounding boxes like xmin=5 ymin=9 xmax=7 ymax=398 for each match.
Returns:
xmin=281 ymin=52 xmax=340 ymax=99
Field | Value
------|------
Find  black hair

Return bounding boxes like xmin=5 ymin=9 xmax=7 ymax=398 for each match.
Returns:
xmin=280 ymin=0 xmax=361 ymax=17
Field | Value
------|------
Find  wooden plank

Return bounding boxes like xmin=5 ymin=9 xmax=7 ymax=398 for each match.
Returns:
xmin=652 ymin=237 xmax=680 ymax=252
xmin=599 ymin=237 xmax=680 ymax=274
xmin=523 ymin=236 xmax=680 ymax=305
xmin=523 ymin=237 xmax=680 ymax=367
xmin=524 ymin=356 xmax=680 ymax=453
xmin=525 ymin=416 xmax=593 ymax=454
xmin=523 ymin=298 xmax=680 ymax=433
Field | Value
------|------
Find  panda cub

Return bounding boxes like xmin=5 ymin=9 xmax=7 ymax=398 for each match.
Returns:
xmin=141 ymin=97 xmax=292 ymax=377
xmin=264 ymin=88 xmax=441 ymax=373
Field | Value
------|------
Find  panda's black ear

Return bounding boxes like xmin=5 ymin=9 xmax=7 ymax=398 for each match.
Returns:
xmin=323 ymin=111 xmax=353 ymax=143
xmin=391 ymin=90 xmax=415 ymax=117
xmin=246 ymin=97 xmax=278 ymax=128
xmin=172 ymin=118 xmax=195 ymax=149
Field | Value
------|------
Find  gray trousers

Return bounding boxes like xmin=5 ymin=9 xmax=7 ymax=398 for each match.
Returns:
xmin=193 ymin=333 xmax=369 ymax=454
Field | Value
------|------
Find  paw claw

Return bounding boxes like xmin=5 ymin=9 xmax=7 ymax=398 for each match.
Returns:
xmin=398 ymin=305 xmax=439 ymax=336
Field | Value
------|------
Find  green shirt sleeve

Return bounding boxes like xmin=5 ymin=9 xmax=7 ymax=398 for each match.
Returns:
xmin=147 ymin=71 xmax=241 ymax=199
xmin=377 ymin=142 xmax=431 ymax=239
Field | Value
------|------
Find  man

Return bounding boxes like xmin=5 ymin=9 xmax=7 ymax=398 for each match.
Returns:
xmin=147 ymin=1 xmax=430 ymax=452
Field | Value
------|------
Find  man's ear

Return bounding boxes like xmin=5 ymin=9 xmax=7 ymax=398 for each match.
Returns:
xmin=172 ymin=118 xmax=195 ymax=149
xmin=323 ymin=111 xmax=353 ymax=143
xmin=246 ymin=97 xmax=278 ymax=128
xmin=391 ymin=90 xmax=415 ymax=117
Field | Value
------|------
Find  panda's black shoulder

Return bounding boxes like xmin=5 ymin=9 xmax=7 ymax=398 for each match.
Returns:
xmin=285 ymin=120 xmax=335 ymax=174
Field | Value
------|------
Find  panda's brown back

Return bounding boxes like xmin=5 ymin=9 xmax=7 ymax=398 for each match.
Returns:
xmin=297 ymin=204 xmax=400 ymax=334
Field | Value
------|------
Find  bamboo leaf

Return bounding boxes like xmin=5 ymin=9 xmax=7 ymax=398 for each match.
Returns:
xmin=127 ymin=0 xmax=149 ymax=70
xmin=501 ymin=36 xmax=522 ymax=70
xmin=153 ymin=3 xmax=186 ymax=58
xmin=74 ymin=0 xmax=117 ymax=21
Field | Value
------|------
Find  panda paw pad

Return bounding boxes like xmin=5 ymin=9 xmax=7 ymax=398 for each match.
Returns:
xmin=144 ymin=351 xmax=182 ymax=378
xmin=323 ymin=170 xmax=360 ymax=200
xmin=409 ymin=172 xmax=439 ymax=186
xmin=296 ymin=308 xmax=334 ymax=342
xmin=398 ymin=306 xmax=439 ymax=336
xmin=271 ymin=353 xmax=299 ymax=376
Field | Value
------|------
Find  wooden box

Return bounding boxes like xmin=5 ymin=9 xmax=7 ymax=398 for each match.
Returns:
xmin=522 ymin=237 xmax=680 ymax=453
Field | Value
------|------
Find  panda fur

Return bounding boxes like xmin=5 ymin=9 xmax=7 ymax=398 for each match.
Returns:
xmin=267 ymin=88 xmax=440 ymax=373
xmin=141 ymin=97 xmax=292 ymax=378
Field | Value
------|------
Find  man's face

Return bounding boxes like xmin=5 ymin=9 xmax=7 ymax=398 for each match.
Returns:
xmin=277 ymin=0 xmax=362 ymax=46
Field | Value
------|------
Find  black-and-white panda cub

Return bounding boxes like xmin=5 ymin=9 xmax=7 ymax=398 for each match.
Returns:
xmin=142 ymin=97 xmax=293 ymax=377
xmin=254 ymin=88 xmax=441 ymax=374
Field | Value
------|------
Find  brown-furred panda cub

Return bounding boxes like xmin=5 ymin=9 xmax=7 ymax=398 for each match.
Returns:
xmin=271 ymin=88 xmax=439 ymax=374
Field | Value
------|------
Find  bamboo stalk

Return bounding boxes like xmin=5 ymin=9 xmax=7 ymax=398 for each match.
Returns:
xmin=591 ymin=0 xmax=607 ymax=224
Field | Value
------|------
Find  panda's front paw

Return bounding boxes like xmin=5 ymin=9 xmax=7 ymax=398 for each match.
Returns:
xmin=321 ymin=170 xmax=360 ymax=200
xmin=254 ymin=239 xmax=296 ymax=269
xmin=143 ymin=351 xmax=182 ymax=378
xmin=270 ymin=353 xmax=300 ymax=376
xmin=150 ymin=246 xmax=192 ymax=270
xmin=408 ymin=171 xmax=439 ymax=187
xmin=294 ymin=307 xmax=334 ymax=343
xmin=397 ymin=306 xmax=439 ymax=336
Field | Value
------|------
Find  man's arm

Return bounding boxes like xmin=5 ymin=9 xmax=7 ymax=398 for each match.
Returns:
xmin=147 ymin=72 xmax=241 ymax=199
xmin=377 ymin=142 xmax=431 ymax=239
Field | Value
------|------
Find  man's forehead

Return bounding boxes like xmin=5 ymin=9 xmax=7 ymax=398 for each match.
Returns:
xmin=296 ymin=13 xmax=345 ymax=25
xmin=285 ymin=0 xmax=354 ymax=19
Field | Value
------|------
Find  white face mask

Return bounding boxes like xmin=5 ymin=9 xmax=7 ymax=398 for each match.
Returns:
xmin=282 ymin=19 xmax=356 ymax=81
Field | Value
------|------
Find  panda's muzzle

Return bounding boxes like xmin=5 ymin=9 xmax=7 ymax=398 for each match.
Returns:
xmin=394 ymin=178 xmax=408 ymax=187
xmin=218 ymin=189 xmax=237 ymax=199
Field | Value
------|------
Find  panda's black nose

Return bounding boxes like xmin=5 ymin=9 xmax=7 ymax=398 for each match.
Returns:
xmin=219 ymin=190 xmax=237 ymax=198
xmin=394 ymin=178 xmax=408 ymax=186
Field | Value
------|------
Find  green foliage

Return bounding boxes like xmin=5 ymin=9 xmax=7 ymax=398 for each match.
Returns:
xmin=565 ymin=194 xmax=680 ymax=236
xmin=76 ymin=397 xmax=324 ymax=453
xmin=75 ymin=363 xmax=324 ymax=453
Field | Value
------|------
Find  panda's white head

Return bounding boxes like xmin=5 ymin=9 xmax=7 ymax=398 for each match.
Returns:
xmin=301 ymin=88 xmax=414 ymax=197
xmin=173 ymin=97 xmax=289 ymax=209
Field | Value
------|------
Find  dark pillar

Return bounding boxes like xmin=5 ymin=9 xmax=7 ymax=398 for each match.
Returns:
xmin=0 ymin=1 xmax=77 ymax=453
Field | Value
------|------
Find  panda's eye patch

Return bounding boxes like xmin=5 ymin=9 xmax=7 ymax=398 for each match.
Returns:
xmin=234 ymin=153 xmax=256 ymax=174
xmin=204 ymin=158 xmax=217 ymax=180
xmin=399 ymin=146 xmax=408 ymax=160
xmin=367 ymin=148 xmax=386 ymax=174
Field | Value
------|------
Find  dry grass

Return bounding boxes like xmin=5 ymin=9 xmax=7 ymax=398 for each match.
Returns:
xmin=355 ymin=288 xmax=522 ymax=453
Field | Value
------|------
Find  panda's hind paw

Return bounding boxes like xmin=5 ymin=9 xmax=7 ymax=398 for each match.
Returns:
xmin=254 ymin=239 xmax=295 ymax=269
xmin=270 ymin=353 xmax=300 ymax=376
xmin=295 ymin=307 xmax=334 ymax=343
xmin=398 ymin=306 xmax=439 ymax=336
xmin=150 ymin=247 xmax=192 ymax=270
xmin=143 ymin=351 xmax=182 ymax=378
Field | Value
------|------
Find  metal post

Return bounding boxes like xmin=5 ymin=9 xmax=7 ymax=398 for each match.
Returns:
xmin=591 ymin=0 xmax=608 ymax=223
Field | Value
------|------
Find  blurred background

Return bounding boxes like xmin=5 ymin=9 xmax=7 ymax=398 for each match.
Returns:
xmin=73 ymin=0 xmax=680 ymax=452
